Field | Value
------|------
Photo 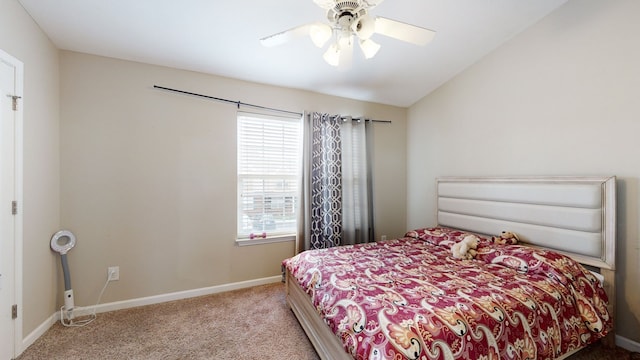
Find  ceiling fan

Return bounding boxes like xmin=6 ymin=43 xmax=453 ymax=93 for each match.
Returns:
xmin=260 ymin=0 xmax=436 ymax=68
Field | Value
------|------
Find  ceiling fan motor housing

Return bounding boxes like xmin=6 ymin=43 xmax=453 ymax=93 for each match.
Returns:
xmin=326 ymin=0 xmax=378 ymax=41
xmin=327 ymin=1 xmax=367 ymax=29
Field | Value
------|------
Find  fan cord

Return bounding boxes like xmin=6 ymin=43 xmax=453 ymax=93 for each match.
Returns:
xmin=60 ymin=276 xmax=110 ymax=327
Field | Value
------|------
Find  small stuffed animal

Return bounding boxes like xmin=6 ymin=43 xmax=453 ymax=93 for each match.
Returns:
xmin=451 ymin=235 xmax=480 ymax=260
xmin=492 ymin=231 xmax=520 ymax=245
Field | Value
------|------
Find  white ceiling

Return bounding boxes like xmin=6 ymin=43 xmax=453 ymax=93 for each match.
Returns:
xmin=18 ymin=0 xmax=567 ymax=107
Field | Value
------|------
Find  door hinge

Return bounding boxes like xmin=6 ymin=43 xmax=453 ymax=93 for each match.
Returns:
xmin=6 ymin=94 xmax=21 ymax=111
xmin=12 ymin=304 xmax=17 ymax=319
xmin=11 ymin=201 xmax=17 ymax=215
xmin=10 ymin=95 xmax=21 ymax=111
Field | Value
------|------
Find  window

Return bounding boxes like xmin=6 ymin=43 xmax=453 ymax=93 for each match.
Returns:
xmin=237 ymin=112 xmax=302 ymax=245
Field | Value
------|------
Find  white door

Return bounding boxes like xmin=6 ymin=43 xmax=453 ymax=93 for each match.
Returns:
xmin=0 ymin=49 xmax=21 ymax=360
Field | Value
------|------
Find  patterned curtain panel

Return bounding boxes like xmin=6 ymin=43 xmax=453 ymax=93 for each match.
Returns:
xmin=309 ymin=112 xmax=343 ymax=249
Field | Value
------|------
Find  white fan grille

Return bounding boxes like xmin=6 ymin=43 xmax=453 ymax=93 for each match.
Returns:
xmin=334 ymin=1 xmax=360 ymax=12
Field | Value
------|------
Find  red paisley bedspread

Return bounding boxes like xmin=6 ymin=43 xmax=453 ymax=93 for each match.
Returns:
xmin=283 ymin=227 xmax=611 ymax=360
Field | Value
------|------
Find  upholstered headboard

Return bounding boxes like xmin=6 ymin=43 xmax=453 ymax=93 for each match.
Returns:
xmin=436 ymin=176 xmax=616 ymax=271
xmin=436 ymin=176 xmax=618 ymax=341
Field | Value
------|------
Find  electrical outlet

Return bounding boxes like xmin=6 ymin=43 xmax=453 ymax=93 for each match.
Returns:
xmin=107 ymin=266 xmax=120 ymax=281
xmin=380 ymin=235 xmax=387 ymax=241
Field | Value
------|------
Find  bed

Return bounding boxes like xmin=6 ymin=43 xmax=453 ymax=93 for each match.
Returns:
xmin=283 ymin=176 xmax=616 ymax=360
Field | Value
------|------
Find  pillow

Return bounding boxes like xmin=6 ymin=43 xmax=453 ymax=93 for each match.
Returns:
xmin=404 ymin=227 xmax=488 ymax=247
xmin=477 ymin=244 xmax=592 ymax=284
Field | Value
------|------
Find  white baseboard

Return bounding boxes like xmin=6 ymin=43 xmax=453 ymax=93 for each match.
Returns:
xmin=20 ymin=312 xmax=57 ymax=356
xmin=17 ymin=275 xmax=281 ymax=357
xmin=617 ymin=334 xmax=640 ymax=353
xmin=70 ymin=275 xmax=281 ymax=317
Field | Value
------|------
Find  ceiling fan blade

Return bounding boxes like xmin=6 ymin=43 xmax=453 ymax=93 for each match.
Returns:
xmin=362 ymin=0 xmax=385 ymax=9
xmin=374 ymin=17 xmax=436 ymax=46
xmin=260 ymin=24 xmax=313 ymax=47
xmin=313 ymin=0 xmax=336 ymax=10
xmin=338 ymin=35 xmax=354 ymax=70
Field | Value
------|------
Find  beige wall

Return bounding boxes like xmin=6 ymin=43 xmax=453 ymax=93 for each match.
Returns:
xmin=0 ymin=0 xmax=61 ymax=339
xmin=407 ymin=0 xmax=639 ymax=344
xmin=59 ymin=51 xmax=407 ymax=305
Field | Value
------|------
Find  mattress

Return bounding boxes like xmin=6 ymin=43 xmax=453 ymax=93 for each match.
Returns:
xmin=282 ymin=227 xmax=612 ymax=359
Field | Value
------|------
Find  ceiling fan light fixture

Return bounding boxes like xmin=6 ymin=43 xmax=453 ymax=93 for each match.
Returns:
xmin=309 ymin=23 xmax=332 ymax=48
xmin=323 ymin=43 xmax=341 ymax=66
xmin=352 ymin=15 xmax=375 ymax=40
xmin=359 ymin=38 xmax=380 ymax=59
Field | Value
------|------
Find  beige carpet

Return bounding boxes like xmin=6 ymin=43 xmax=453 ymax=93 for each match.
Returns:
xmin=17 ymin=283 xmax=638 ymax=360
xmin=18 ymin=283 xmax=318 ymax=360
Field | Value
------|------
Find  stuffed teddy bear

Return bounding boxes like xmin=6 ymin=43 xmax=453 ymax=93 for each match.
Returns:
xmin=451 ymin=234 xmax=480 ymax=260
xmin=492 ymin=231 xmax=520 ymax=245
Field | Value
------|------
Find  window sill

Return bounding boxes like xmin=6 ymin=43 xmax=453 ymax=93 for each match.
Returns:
xmin=235 ymin=234 xmax=296 ymax=247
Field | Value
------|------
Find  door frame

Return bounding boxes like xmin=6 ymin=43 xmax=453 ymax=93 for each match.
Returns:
xmin=1 ymin=48 xmax=23 ymax=359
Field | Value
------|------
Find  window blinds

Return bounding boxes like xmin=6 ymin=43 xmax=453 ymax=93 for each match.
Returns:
xmin=237 ymin=113 xmax=302 ymax=239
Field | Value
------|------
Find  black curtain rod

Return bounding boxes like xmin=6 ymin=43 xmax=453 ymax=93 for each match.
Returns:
xmin=154 ymin=85 xmax=302 ymax=116
xmin=337 ymin=116 xmax=391 ymax=124
xmin=153 ymin=85 xmax=391 ymax=124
